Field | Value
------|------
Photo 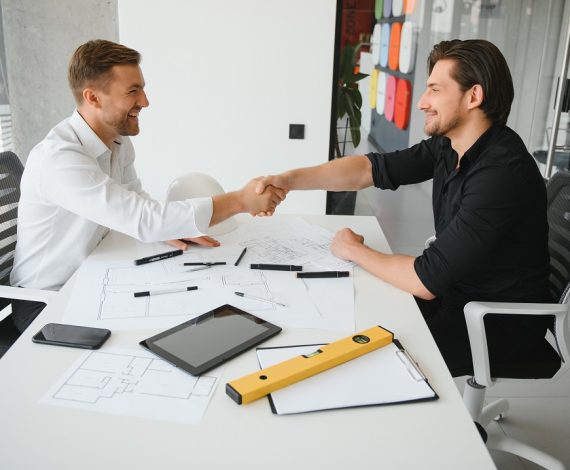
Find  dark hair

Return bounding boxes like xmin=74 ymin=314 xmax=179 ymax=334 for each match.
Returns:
xmin=427 ymin=39 xmax=514 ymax=126
xmin=68 ymin=39 xmax=141 ymax=104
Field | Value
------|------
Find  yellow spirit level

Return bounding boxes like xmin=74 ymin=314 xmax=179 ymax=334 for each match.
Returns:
xmin=226 ymin=325 xmax=393 ymax=405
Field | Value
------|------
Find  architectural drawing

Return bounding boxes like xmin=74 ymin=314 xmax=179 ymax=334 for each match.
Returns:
xmin=41 ymin=349 xmax=219 ymax=425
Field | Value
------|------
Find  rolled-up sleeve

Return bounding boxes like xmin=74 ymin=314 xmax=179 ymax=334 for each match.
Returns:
xmin=414 ymin=165 xmax=524 ymax=296
xmin=367 ymin=139 xmax=438 ymax=190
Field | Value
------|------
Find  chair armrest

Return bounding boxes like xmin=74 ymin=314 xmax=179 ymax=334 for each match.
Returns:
xmin=464 ymin=301 xmax=570 ymax=387
xmin=0 ymin=285 xmax=57 ymax=304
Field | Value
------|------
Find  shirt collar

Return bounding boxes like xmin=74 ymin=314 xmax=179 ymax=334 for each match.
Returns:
xmin=462 ymin=123 xmax=501 ymax=164
xmin=70 ymin=109 xmax=122 ymax=160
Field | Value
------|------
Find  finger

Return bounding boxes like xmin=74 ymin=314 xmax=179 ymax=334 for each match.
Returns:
xmin=272 ymin=187 xmax=287 ymax=201
xmin=187 ymin=235 xmax=220 ymax=247
xmin=165 ymin=239 xmax=189 ymax=251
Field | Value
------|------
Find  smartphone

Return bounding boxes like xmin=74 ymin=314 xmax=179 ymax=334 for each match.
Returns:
xmin=32 ymin=323 xmax=111 ymax=350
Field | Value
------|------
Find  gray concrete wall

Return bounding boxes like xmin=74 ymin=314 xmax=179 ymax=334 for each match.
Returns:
xmin=1 ymin=0 xmax=118 ymax=162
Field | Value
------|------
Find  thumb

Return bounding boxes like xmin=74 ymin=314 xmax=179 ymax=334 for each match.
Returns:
xmin=255 ymin=177 xmax=269 ymax=195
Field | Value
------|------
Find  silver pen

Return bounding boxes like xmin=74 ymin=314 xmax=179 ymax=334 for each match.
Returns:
xmin=185 ymin=265 xmax=212 ymax=272
xmin=234 ymin=291 xmax=288 ymax=308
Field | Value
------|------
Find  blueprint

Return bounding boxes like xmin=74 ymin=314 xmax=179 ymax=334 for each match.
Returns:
xmin=63 ymin=218 xmax=355 ymax=332
xmin=40 ymin=348 xmax=219 ymax=424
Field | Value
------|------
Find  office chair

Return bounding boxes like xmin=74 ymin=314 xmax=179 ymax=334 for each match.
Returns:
xmin=462 ymin=170 xmax=570 ymax=470
xmin=166 ymin=172 xmax=237 ymax=236
xmin=0 ymin=151 xmax=55 ymax=358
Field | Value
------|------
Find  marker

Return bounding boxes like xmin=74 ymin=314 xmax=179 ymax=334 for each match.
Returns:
xmin=134 ymin=249 xmax=183 ymax=266
xmin=234 ymin=291 xmax=288 ymax=307
xmin=134 ymin=286 xmax=198 ymax=297
xmin=234 ymin=247 xmax=247 ymax=266
xmin=183 ymin=262 xmax=226 ymax=266
xmin=297 ymin=271 xmax=350 ymax=278
xmin=250 ymin=264 xmax=302 ymax=272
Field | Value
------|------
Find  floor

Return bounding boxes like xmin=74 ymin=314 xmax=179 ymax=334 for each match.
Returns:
xmin=346 ymin=138 xmax=570 ymax=470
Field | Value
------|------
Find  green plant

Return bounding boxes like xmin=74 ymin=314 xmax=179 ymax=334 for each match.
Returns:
xmin=336 ymin=43 xmax=368 ymax=158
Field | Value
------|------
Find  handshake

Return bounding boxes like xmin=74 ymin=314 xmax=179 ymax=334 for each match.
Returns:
xmin=238 ymin=173 xmax=290 ymax=217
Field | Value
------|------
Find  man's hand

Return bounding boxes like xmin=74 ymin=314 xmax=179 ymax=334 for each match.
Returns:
xmin=330 ymin=228 xmax=365 ymax=260
xmin=165 ymin=235 xmax=220 ymax=251
xmin=240 ymin=177 xmax=286 ymax=216
xmin=255 ymin=174 xmax=290 ymax=196
xmin=254 ymin=174 xmax=290 ymax=216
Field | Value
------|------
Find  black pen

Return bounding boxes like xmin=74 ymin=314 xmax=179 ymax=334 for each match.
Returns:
xmin=183 ymin=262 xmax=226 ymax=266
xmin=250 ymin=264 xmax=303 ymax=272
xmin=235 ymin=247 xmax=247 ymax=266
xmin=297 ymin=271 xmax=350 ymax=278
xmin=134 ymin=249 xmax=183 ymax=266
xmin=134 ymin=286 xmax=198 ymax=297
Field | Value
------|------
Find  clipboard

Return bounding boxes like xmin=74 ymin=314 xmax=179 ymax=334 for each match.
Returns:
xmin=226 ymin=326 xmax=393 ymax=405
xmin=255 ymin=339 xmax=438 ymax=415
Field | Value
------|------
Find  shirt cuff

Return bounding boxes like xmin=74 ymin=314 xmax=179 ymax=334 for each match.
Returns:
xmin=188 ymin=197 xmax=213 ymax=235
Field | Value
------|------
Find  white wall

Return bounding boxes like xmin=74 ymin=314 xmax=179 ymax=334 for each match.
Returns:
xmin=118 ymin=0 xmax=336 ymax=214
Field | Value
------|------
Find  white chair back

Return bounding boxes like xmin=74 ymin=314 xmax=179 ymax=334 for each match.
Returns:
xmin=166 ymin=172 xmax=237 ymax=236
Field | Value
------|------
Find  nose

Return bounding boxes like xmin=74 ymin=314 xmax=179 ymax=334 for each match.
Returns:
xmin=417 ymin=89 xmax=428 ymax=111
xmin=139 ymin=90 xmax=149 ymax=108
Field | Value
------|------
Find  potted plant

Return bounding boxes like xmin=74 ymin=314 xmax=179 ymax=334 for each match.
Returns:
xmin=327 ymin=43 xmax=368 ymax=215
xmin=335 ymin=43 xmax=368 ymax=158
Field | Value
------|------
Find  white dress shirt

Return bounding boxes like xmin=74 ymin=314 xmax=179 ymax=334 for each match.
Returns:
xmin=11 ymin=110 xmax=213 ymax=291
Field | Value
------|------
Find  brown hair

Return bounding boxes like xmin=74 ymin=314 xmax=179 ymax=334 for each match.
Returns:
xmin=68 ymin=39 xmax=141 ymax=104
xmin=427 ymin=39 xmax=514 ymax=126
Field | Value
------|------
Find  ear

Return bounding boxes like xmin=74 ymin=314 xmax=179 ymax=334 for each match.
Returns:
xmin=82 ymin=87 xmax=102 ymax=109
xmin=466 ymin=84 xmax=484 ymax=110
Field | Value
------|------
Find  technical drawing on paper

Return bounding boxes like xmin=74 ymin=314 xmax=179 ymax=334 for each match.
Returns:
xmin=41 ymin=349 xmax=219 ymax=424
xmin=97 ymin=266 xmax=278 ymax=321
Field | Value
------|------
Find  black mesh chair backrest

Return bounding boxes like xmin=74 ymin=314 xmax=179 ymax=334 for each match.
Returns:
xmin=546 ymin=170 xmax=570 ymax=303
xmin=0 ymin=152 xmax=23 ymax=298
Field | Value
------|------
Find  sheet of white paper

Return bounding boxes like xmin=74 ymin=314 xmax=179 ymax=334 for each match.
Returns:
xmin=40 ymin=348 xmax=220 ymax=424
xmin=214 ymin=218 xmax=354 ymax=271
xmin=256 ymin=343 xmax=436 ymax=415
xmin=63 ymin=262 xmax=354 ymax=331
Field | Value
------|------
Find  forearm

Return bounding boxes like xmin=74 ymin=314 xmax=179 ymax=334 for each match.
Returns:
xmin=285 ymin=155 xmax=373 ymax=191
xmin=350 ymin=244 xmax=435 ymax=300
xmin=210 ymin=191 xmax=243 ymax=226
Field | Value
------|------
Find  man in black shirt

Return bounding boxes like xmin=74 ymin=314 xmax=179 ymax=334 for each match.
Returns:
xmin=254 ymin=39 xmax=550 ymax=375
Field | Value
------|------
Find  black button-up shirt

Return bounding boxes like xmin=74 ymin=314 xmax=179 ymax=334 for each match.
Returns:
xmin=367 ymin=124 xmax=550 ymax=310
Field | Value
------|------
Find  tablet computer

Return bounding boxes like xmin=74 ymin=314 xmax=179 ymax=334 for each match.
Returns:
xmin=140 ymin=304 xmax=281 ymax=376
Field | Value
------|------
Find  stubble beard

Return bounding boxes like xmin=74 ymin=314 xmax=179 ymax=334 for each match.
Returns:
xmin=424 ymin=113 xmax=461 ymax=137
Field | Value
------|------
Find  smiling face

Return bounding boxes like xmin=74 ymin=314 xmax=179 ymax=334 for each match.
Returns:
xmin=96 ymin=64 xmax=149 ymax=140
xmin=417 ymin=59 xmax=470 ymax=138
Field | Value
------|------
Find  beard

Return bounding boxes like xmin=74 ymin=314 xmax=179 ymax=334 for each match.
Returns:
xmin=424 ymin=113 xmax=461 ymax=137
xmin=103 ymin=110 xmax=140 ymax=137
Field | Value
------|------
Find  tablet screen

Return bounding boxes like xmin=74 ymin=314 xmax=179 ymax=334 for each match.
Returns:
xmin=140 ymin=304 xmax=281 ymax=376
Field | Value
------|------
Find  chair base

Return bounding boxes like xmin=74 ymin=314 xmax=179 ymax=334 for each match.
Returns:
xmin=463 ymin=378 xmax=566 ymax=470
xmin=487 ymin=434 xmax=566 ymax=470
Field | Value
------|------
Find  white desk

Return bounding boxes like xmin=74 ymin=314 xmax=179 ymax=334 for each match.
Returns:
xmin=0 ymin=215 xmax=496 ymax=469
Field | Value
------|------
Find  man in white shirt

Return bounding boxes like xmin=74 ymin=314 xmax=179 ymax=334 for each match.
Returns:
xmin=10 ymin=39 xmax=284 ymax=332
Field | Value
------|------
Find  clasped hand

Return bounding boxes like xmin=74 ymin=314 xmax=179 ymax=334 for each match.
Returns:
xmin=253 ymin=174 xmax=290 ymax=216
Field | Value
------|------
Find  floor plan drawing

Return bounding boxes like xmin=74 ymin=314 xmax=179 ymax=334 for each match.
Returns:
xmin=41 ymin=348 xmax=220 ymax=424
xmin=63 ymin=218 xmax=356 ymax=331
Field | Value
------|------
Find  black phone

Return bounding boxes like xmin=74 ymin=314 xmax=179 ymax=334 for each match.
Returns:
xmin=32 ymin=323 xmax=111 ymax=350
